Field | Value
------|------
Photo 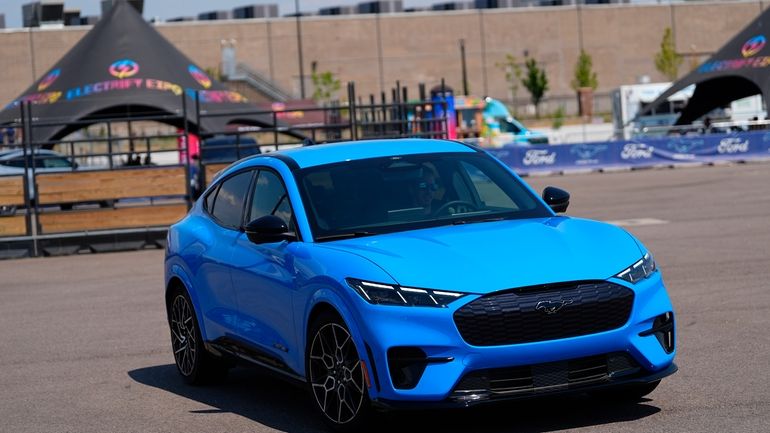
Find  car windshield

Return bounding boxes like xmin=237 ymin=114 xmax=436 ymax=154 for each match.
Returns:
xmin=297 ymin=152 xmax=551 ymax=240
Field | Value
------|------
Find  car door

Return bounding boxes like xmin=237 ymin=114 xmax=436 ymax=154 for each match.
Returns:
xmin=194 ymin=169 xmax=255 ymax=340
xmin=230 ymin=168 xmax=298 ymax=364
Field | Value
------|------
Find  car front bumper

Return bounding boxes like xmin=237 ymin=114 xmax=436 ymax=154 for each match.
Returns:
xmin=350 ymin=272 xmax=676 ymax=404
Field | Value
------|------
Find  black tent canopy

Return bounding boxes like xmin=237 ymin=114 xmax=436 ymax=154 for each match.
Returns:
xmin=641 ymin=9 xmax=770 ymax=125
xmin=0 ymin=0 xmax=277 ymax=142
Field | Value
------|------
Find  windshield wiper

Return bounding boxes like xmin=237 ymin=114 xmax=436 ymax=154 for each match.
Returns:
xmin=452 ymin=216 xmax=505 ymax=225
xmin=315 ymin=231 xmax=378 ymax=241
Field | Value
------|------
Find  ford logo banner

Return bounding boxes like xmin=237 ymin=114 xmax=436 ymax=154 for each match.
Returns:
xmin=487 ymin=130 xmax=770 ymax=175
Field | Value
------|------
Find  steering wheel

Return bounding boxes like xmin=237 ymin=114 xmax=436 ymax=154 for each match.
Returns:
xmin=433 ymin=200 xmax=478 ymax=216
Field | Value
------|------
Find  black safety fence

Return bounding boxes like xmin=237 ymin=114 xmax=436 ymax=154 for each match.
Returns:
xmin=193 ymin=81 xmax=448 ymax=189
xmin=0 ymin=82 xmax=447 ymax=259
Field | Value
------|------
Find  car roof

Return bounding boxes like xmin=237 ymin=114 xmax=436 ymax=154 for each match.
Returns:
xmin=243 ymin=139 xmax=477 ymax=170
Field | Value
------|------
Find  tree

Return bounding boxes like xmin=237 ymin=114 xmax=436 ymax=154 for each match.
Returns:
xmin=521 ymin=57 xmax=549 ymax=119
xmin=310 ymin=61 xmax=341 ymax=104
xmin=496 ymin=54 xmax=523 ymax=115
xmin=571 ymin=50 xmax=598 ymax=91
xmin=655 ymin=27 xmax=683 ymax=81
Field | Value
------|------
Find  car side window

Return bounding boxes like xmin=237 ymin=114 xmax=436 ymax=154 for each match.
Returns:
xmin=210 ymin=170 xmax=253 ymax=229
xmin=43 ymin=157 xmax=72 ymax=168
xmin=7 ymin=157 xmax=26 ymax=168
xmin=249 ymin=170 xmax=294 ymax=230
xmin=459 ymin=161 xmax=519 ymax=210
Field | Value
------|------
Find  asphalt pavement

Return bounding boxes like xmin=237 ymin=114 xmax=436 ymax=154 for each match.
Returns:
xmin=1 ymin=162 xmax=769 ymax=433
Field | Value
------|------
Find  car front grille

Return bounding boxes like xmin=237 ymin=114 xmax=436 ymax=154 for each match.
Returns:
xmin=450 ymin=352 xmax=640 ymax=400
xmin=453 ymin=281 xmax=634 ymax=346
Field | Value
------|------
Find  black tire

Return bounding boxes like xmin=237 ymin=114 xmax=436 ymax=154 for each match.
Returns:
xmin=167 ymin=285 xmax=229 ymax=385
xmin=306 ymin=311 xmax=371 ymax=432
xmin=594 ymin=380 xmax=661 ymax=402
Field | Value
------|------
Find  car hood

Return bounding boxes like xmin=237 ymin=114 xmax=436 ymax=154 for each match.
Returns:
xmin=321 ymin=217 xmax=642 ymax=295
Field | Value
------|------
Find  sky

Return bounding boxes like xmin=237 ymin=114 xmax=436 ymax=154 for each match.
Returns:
xmin=0 ymin=0 xmax=440 ymax=28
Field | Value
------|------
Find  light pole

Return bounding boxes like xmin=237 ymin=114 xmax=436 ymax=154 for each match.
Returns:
xmin=295 ymin=0 xmax=306 ymax=99
xmin=459 ymin=39 xmax=468 ymax=95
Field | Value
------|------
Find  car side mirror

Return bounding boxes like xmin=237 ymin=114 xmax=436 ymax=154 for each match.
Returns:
xmin=244 ymin=215 xmax=296 ymax=244
xmin=542 ymin=186 xmax=570 ymax=213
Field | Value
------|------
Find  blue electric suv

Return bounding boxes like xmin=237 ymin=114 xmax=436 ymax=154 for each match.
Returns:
xmin=165 ymin=138 xmax=676 ymax=430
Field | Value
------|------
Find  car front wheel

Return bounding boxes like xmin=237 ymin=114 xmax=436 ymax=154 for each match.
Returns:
xmin=306 ymin=311 xmax=370 ymax=431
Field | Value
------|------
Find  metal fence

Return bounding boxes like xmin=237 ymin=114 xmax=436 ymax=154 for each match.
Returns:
xmin=0 ymin=83 xmax=448 ymax=258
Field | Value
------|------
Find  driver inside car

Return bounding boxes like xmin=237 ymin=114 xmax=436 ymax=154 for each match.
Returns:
xmin=410 ymin=164 xmax=442 ymax=215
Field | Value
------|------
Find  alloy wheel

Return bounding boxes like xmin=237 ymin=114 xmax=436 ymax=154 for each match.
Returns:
xmin=170 ymin=294 xmax=197 ymax=376
xmin=308 ymin=323 xmax=366 ymax=425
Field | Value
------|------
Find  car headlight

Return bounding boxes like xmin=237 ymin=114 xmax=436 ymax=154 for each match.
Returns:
xmin=615 ymin=252 xmax=657 ymax=283
xmin=346 ymin=278 xmax=466 ymax=307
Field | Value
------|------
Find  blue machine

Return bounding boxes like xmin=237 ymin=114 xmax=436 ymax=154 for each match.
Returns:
xmin=165 ymin=138 xmax=676 ymax=430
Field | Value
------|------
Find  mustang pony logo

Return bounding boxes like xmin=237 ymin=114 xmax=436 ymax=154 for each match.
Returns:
xmin=536 ymin=299 xmax=574 ymax=315
xmin=37 ymin=69 xmax=61 ymax=91
xmin=570 ymin=144 xmax=608 ymax=160
xmin=109 ymin=59 xmax=140 ymax=79
xmin=742 ymin=35 xmax=766 ymax=58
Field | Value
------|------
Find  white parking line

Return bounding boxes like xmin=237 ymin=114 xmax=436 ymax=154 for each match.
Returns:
xmin=607 ymin=218 xmax=669 ymax=227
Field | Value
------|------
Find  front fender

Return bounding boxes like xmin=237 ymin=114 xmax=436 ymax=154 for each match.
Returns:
xmin=298 ymin=279 xmax=385 ymax=398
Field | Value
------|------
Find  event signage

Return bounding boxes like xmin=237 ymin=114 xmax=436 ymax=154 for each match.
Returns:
xmin=188 ymin=65 xmax=213 ymax=89
xmin=487 ymin=131 xmax=770 ymax=175
xmin=37 ymin=69 xmax=61 ymax=91
xmin=742 ymin=35 xmax=766 ymax=58
xmin=109 ymin=59 xmax=140 ymax=79
xmin=699 ymin=34 xmax=770 ymax=73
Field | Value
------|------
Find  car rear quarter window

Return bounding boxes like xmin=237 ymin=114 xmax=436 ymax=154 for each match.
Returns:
xmin=204 ymin=185 xmax=218 ymax=212
xmin=210 ymin=170 xmax=253 ymax=229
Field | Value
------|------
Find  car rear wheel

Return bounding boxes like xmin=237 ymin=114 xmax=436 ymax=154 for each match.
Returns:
xmin=307 ymin=312 xmax=370 ymax=431
xmin=167 ymin=286 xmax=228 ymax=384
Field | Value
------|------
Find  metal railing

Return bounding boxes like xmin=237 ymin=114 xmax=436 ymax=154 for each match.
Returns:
xmin=0 ymin=82 xmax=449 ymax=258
xmin=230 ymin=63 xmax=295 ymax=102
xmin=635 ymin=119 xmax=770 ymax=138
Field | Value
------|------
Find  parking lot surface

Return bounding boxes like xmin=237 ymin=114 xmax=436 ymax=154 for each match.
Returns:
xmin=1 ymin=162 xmax=769 ymax=433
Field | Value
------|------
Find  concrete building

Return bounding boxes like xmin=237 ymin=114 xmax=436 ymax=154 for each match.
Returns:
xmin=198 ymin=11 xmax=230 ymax=21
xmin=358 ymin=1 xmax=404 ymax=14
xmin=319 ymin=6 xmax=357 ymax=15
xmin=432 ymin=2 xmax=473 ymax=10
xmin=233 ymin=4 xmax=279 ymax=19
xmin=0 ymin=2 xmax=763 ymax=116
xmin=166 ymin=17 xmax=195 ymax=22
xmin=22 ymin=2 xmax=64 ymax=27
xmin=63 ymin=9 xmax=80 ymax=26
xmin=101 ymin=0 xmax=143 ymax=15
xmin=79 ymin=16 xmax=99 ymax=25
xmin=475 ymin=0 xmax=577 ymax=7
